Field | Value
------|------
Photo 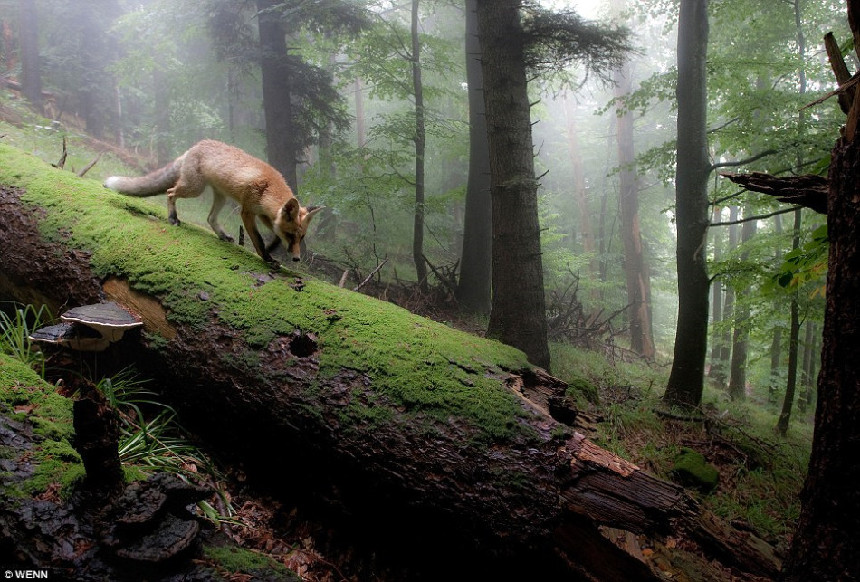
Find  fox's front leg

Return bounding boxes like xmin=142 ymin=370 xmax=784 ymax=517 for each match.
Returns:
xmin=241 ymin=210 xmax=275 ymax=264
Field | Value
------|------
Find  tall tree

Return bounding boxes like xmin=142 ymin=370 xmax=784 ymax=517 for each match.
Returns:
xmin=256 ymin=0 xmax=297 ymax=188
xmin=664 ymin=0 xmax=711 ymax=408
xmin=612 ymin=0 xmax=655 ymax=359
xmin=477 ymin=0 xmax=550 ymax=369
xmin=777 ymin=208 xmax=803 ymax=436
xmin=456 ymin=0 xmax=492 ymax=314
xmin=17 ymin=0 xmax=42 ymax=112
xmin=411 ymin=0 xmax=428 ymax=290
xmin=727 ymin=211 xmax=756 ymax=400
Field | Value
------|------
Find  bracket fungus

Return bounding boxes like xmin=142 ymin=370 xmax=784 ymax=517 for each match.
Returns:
xmin=29 ymin=301 xmax=143 ymax=351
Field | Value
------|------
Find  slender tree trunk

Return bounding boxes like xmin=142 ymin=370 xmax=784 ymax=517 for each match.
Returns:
xmin=477 ymin=0 xmax=550 ymax=370
xmin=728 ymin=212 xmax=756 ymax=400
xmin=564 ymin=99 xmax=597 ymax=263
xmin=17 ymin=0 xmax=41 ymax=113
xmin=714 ymin=206 xmax=738 ymax=387
xmin=708 ymin=205 xmax=723 ymax=378
xmin=797 ymin=320 xmax=816 ymax=415
xmin=456 ymin=0 xmax=492 ymax=314
xmin=411 ymin=0 xmax=428 ymax=290
xmin=777 ymin=209 xmax=803 ymax=436
xmin=257 ymin=0 xmax=298 ymax=191
xmin=768 ymin=214 xmax=784 ymax=403
xmin=664 ymin=0 xmax=710 ymax=407
xmin=613 ymin=29 xmax=655 ymax=359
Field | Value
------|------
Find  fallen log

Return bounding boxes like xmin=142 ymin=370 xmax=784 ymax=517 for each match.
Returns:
xmin=0 ymin=143 xmax=780 ymax=580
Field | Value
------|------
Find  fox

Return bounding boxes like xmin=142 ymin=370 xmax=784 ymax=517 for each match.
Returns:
xmin=103 ymin=139 xmax=323 ymax=263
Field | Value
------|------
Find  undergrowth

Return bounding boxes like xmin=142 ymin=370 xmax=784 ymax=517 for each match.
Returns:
xmin=550 ymin=341 xmax=811 ymax=550
xmin=0 ymin=302 xmax=238 ymax=528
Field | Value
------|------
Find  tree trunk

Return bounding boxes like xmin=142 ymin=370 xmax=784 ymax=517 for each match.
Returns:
xmin=613 ymin=32 xmax=655 ymax=360
xmin=456 ymin=0 xmax=493 ymax=314
xmin=728 ymin=211 xmax=756 ymax=400
xmin=781 ymin=134 xmax=860 ymax=581
xmin=664 ymin=0 xmax=711 ymax=408
xmin=777 ymin=209 xmax=803 ymax=437
xmin=411 ymin=0 xmax=428 ymax=291
xmin=768 ymin=213 xmax=784 ymax=403
xmin=17 ymin=0 xmax=42 ymax=112
xmin=477 ymin=0 xmax=550 ymax=370
xmin=0 ymin=144 xmax=780 ymax=581
xmin=709 ymin=205 xmax=724 ymax=379
xmin=257 ymin=0 xmax=298 ymax=191
xmin=564 ymin=98 xmax=597 ymax=275
xmin=714 ymin=206 xmax=739 ymax=388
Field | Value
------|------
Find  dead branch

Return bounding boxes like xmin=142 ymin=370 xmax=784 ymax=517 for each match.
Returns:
xmin=354 ymin=259 xmax=388 ymax=292
xmin=76 ymin=153 xmax=102 ymax=177
xmin=53 ymin=136 xmax=67 ymax=169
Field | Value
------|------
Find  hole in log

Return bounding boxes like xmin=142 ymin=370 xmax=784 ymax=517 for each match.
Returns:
xmin=289 ymin=330 xmax=318 ymax=358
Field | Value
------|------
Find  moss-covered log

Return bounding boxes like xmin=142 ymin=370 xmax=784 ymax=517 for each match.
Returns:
xmin=0 ymin=143 xmax=779 ymax=580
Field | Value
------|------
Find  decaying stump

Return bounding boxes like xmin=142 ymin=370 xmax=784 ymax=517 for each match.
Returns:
xmin=0 ymin=149 xmax=780 ymax=580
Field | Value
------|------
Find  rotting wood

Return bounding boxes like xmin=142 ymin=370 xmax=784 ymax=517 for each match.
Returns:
xmin=0 ymin=170 xmax=780 ymax=580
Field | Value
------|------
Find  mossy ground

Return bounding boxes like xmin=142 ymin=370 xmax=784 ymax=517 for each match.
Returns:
xmin=0 ymin=142 xmax=532 ymax=443
xmin=0 ymin=353 xmax=84 ymax=498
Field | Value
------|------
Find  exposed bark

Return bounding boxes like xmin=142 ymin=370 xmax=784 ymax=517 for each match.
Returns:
xmin=0 ymin=156 xmax=779 ymax=580
xmin=723 ymin=172 xmax=827 ymax=214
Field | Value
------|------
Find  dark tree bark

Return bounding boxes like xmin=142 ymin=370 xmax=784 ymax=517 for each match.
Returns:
xmin=456 ymin=0 xmax=493 ymax=314
xmin=257 ymin=0 xmax=298 ymax=190
xmin=664 ymin=0 xmax=711 ymax=408
xmin=477 ymin=0 xmax=550 ymax=370
xmin=777 ymin=209 xmax=803 ymax=437
xmin=411 ymin=0 xmax=428 ymax=290
xmin=727 ymin=4 xmax=860 ymax=576
xmin=17 ymin=0 xmax=42 ymax=112
xmin=0 ymin=149 xmax=781 ymax=580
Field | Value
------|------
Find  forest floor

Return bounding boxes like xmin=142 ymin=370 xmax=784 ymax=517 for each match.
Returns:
xmin=0 ymin=96 xmax=813 ymax=581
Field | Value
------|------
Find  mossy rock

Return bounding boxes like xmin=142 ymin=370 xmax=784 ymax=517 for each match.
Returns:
xmin=670 ymin=448 xmax=719 ymax=493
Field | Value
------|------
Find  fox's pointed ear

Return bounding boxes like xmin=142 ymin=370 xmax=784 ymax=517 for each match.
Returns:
xmin=306 ymin=205 xmax=324 ymax=219
xmin=282 ymin=198 xmax=300 ymax=221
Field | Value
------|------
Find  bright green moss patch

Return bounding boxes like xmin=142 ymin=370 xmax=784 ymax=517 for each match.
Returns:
xmin=0 ymin=354 xmax=83 ymax=498
xmin=204 ymin=545 xmax=300 ymax=581
xmin=0 ymin=143 xmax=537 ymax=442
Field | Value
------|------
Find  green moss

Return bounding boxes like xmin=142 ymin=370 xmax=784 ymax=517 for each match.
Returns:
xmin=204 ymin=546 xmax=300 ymax=581
xmin=0 ymin=354 xmax=83 ymax=498
xmin=0 ymin=144 xmax=537 ymax=443
xmin=671 ymin=448 xmax=719 ymax=493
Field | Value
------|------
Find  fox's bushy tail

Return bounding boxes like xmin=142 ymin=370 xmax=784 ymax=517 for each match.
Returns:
xmin=103 ymin=156 xmax=183 ymax=196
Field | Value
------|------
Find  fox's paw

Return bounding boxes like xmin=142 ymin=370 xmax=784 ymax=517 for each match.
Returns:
xmin=168 ymin=216 xmax=181 ymax=226
xmin=219 ymin=233 xmax=235 ymax=243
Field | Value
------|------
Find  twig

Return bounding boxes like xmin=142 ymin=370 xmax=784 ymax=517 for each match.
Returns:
xmin=76 ymin=152 xmax=102 ymax=177
xmin=353 ymin=259 xmax=388 ymax=292
xmin=53 ymin=136 xmax=67 ymax=169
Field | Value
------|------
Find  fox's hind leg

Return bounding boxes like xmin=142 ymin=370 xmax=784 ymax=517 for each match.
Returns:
xmin=207 ymin=189 xmax=234 ymax=242
xmin=165 ymin=166 xmax=206 ymax=226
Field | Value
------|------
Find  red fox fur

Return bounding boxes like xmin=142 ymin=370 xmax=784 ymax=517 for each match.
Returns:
xmin=104 ymin=139 xmax=322 ymax=263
